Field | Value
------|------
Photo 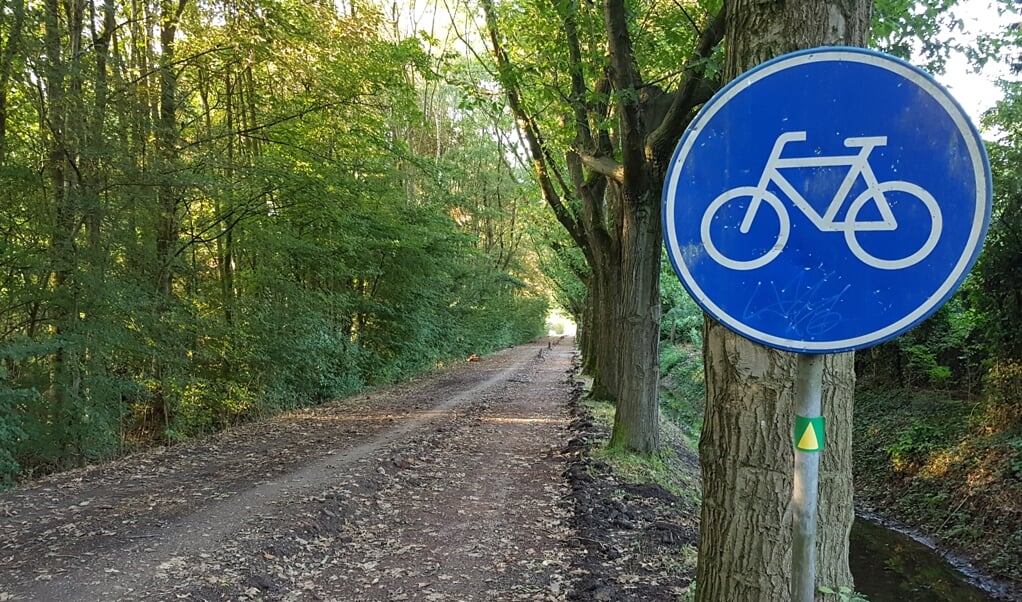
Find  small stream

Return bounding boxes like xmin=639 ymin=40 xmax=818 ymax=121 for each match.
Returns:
xmin=849 ymin=516 xmax=1002 ymax=601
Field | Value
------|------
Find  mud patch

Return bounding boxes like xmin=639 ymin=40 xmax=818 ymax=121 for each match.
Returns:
xmin=563 ymin=386 xmax=700 ymax=601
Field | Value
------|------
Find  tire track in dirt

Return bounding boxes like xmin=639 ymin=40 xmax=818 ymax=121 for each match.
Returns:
xmin=304 ymin=341 xmax=575 ymax=601
xmin=0 ymin=339 xmax=575 ymax=601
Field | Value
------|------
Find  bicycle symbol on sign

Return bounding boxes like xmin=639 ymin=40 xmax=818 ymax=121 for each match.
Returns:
xmin=701 ymin=131 xmax=942 ymax=271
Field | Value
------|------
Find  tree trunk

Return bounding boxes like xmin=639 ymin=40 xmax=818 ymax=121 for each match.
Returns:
xmin=482 ymin=0 xmax=721 ymax=455
xmin=154 ymin=0 xmax=187 ymax=299
xmin=586 ymin=246 xmax=620 ymax=402
xmin=608 ymin=185 xmax=661 ymax=451
xmin=41 ymin=0 xmax=83 ymax=457
xmin=696 ymin=1 xmax=871 ymax=600
xmin=0 ymin=0 xmax=25 ymax=164
xmin=599 ymin=0 xmax=662 ymax=452
xmin=82 ymin=0 xmax=114 ymax=275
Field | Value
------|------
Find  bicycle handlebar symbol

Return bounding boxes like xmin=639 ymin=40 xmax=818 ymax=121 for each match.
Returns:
xmin=701 ymin=131 xmax=942 ymax=270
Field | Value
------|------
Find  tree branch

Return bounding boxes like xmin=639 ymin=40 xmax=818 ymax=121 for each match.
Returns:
xmin=479 ymin=0 xmax=590 ymax=259
xmin=551 ymin=0 xmax=596 ymax=153
xmin=604 ymin=0 xmax=646 ymax=187
xmin=647 ymin=8 xmax=726 ymax=166
xmin=578 ymin=151 xmax=624 ymax=183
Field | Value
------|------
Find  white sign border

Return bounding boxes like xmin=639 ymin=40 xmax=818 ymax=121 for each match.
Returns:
xmin=663 ymin=47 xmax=991 ymax=353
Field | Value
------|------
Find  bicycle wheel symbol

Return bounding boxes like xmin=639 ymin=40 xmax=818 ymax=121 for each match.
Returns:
xmin=843 ymin=181 xmax=942 ymax=270
xmin=701 ymin=186 xmax=790 ymax=270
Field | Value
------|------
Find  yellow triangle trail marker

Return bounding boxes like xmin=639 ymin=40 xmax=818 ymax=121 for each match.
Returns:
xmin=797 ymin=423 xmax=819 ymax=451
xmin=794 ymin=415 xmax=825 ymax=452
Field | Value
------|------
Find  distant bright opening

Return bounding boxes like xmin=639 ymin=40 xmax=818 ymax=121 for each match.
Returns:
xmin=546 ymin=309 xmax=577 ymax=337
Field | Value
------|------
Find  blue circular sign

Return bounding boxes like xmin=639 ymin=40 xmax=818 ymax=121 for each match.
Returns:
xmin=663 ymin=48 xmax=991 ymax=353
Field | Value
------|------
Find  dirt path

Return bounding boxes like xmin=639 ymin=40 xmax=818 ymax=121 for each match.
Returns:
xmin=0 ymin=338 xmax=576 ymax=601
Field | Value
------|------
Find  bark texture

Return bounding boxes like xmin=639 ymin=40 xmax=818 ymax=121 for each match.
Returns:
xmin=696 ymin=1 xmax=872 ymax=600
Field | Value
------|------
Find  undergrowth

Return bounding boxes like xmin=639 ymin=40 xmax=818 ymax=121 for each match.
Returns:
xmin=659 ymin=343 xmax=706 ymax=449
xmin=585 ymin=398 xmax=701 ymax=504
xmin=853 ymin=386 xmax=1022 ymax=586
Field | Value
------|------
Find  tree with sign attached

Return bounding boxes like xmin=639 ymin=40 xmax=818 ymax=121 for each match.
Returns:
xmin=690 ymin=3 xmax=869 ymax=601
xmin=671 ymin=2 xmax=991 ymax=601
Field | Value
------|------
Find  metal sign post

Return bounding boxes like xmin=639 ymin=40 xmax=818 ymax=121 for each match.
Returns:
xmin=792 ymin=353 xmax=824 ymax=602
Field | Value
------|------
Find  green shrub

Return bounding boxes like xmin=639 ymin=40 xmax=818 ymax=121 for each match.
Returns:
xmin=886 ymin=417 xmax=960 ymax=472
xmin=984 ymin=360 xmax=1022 ymax=431
xmin=660 ymin=344 xmax=705 ymax=402
xmin=660 ymin=343 xmax=705 ymax=445
xmin=1007 ymin=435 xmax=1022 ymax=481
xmin=0 ymin=378 xmax=30 ymax=487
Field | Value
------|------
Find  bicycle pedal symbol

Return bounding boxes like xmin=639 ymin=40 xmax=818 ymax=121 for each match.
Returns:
xmin=701 ymin=131 xmax=942 ymax=270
